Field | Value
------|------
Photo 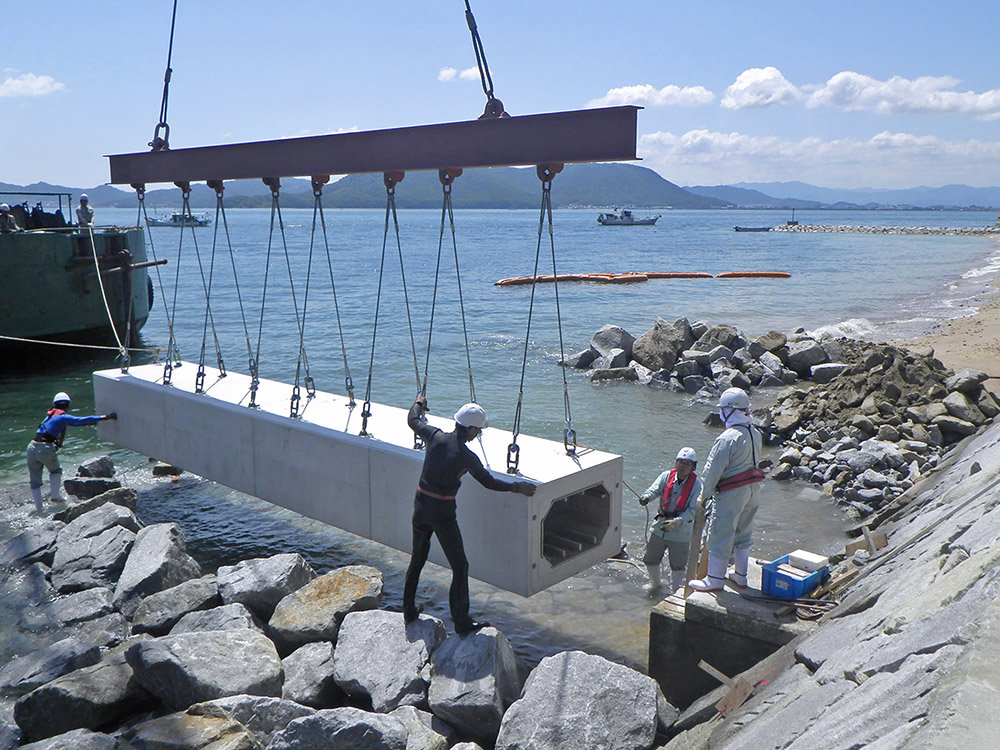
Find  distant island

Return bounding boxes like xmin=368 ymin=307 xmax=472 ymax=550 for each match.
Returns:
xmin=3 ymin=167 xmax=999 ymax=211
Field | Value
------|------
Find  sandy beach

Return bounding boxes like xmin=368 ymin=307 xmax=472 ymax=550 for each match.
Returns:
xmin=898 ymin=288 xmax=1000 ymax=378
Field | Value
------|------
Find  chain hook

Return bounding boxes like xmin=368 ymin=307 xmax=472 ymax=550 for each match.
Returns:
xmin=506 ymin=442 xmax=520 ymax=474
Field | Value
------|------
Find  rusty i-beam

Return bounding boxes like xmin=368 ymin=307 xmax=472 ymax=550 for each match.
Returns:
xmin=107 ymin=106 xmax=639 ymax=184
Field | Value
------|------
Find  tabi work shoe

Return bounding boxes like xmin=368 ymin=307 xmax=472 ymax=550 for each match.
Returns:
xmin=403 ymin=604 xmax=424 ymax=624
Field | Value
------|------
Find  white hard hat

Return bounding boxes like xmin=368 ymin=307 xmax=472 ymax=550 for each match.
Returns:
xmin=79 ymin=194 xmax=88 ymax=201
xmin=0 ymin=204 xmax=9 ymax=211
xmin=53 ymin=392 xmax=71 ymax=405
xmin=718 ymin=387 xmax=751 ymax=410
xmin=454 ymin=403 xmax=488 ymax=429
xmin=676 ymin=446 xmax=697 ymax=463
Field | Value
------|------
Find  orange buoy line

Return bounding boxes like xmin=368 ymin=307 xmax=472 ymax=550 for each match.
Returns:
xmin=715 ymin=271 xmax=792 ymax=279
xmin=494 ymin=271 xmax=787 ymax=286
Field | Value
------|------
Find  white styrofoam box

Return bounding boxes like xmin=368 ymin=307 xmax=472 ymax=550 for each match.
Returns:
xmin=789 ymin=549 xmax=829 ymax=572
xmin=94 ymin=363 xmax=622 ymax=596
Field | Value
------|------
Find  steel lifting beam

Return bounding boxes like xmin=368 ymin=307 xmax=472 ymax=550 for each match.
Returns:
xmin=108 ymin=107 xmax=639 ymax=185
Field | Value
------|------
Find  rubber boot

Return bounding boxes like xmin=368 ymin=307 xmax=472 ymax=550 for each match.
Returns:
xmin=729 ymin=547 xmax=750 ymax=589
xmin=643 ymin=564 xmax=662 ymax=597
xmin=30 ymin=487 xmax=44 ymax=514
xmin=689 ymin=554 xmax=728 ymax=592
xmin=49 ymin=473 xmax=65 ymax=503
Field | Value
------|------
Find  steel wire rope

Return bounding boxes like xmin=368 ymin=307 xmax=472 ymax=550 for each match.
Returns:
xmin=136 ymin=188 xmax=181 ymax=377
xmin=463 ymin=0 xmax=506 ymax=118
xmin=211 ymin=183 xmax=257 ymax=388
xmin=506 ymin=165 xmax=574 ymax=474
xmin=149 ymin=0 xmax=178 ymax=151
xmin=420 ymin=170 xmax=478 ymax=406
xmin=177 ymin=186 xmax=225 ymax=393
xmin=360 ymin=174 xmax=421 ymax=436
xmin=249 ymin=183 xmax=281 ymax=408
xmin=313 ymin=179 xmax=355 ymax=407
xmin=262 ymin=181 xmax=314 ymax=418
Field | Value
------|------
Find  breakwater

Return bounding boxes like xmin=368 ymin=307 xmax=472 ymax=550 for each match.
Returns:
xmin=773 ymin=223 xmax=1000 ymax=235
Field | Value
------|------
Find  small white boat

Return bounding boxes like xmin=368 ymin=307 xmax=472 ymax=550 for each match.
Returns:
xmin=147 ymin=211 xmax=212 ymax=228
xmin=597 ymin=208 xmax=660 ymax=226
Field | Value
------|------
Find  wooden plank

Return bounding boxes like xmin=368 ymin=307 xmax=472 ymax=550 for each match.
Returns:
xmin=697 ymin=659 xmax=734 ymax=687
xmin=108 ymin=107 xmax=639 ymax=185
xmin=716 ymin=677 xmax=755 ymax=717
xmin=845 ymin=532 xmax=888 ymax=556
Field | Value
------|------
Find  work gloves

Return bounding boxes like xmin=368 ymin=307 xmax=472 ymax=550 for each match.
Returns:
xmin=102 ymin=412 xmax=118 ymax=421
xmin=513 ymin=481 xmax=536 ymax=496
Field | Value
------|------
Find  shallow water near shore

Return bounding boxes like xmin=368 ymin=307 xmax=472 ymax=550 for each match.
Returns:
xmin=2 ymin=206 xmax=998 ymax=670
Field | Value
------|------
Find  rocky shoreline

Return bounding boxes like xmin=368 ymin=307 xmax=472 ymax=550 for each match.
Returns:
xmin=569 ymin=318 xmax=999 ymax=517
xmin=0 ymin=463 xmax=676 ymax=749
xmin=773 ymin=223 xmax=1000 ymax=235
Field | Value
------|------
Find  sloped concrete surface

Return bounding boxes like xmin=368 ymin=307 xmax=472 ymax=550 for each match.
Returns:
xmin=666 ymin=419 xmax=1000 ymax=748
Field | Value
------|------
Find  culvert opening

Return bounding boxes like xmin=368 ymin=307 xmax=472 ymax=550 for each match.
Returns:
xmin=542 ymin=483 xmax=611 ymax=565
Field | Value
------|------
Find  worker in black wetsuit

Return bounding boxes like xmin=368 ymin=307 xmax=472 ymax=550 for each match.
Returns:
xmin=404 ymin=394 xmax=536 ymax=634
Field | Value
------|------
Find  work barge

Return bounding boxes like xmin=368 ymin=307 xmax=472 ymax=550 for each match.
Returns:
xmin=98 ymin=106 xmax=638 ymax=596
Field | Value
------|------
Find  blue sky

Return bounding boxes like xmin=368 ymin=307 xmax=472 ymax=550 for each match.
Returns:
xmin=3 ymin=1 xmax=999 ymax=189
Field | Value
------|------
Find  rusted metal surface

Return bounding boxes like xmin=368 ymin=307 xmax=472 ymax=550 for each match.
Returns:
xmin=108 ymin=106 xmax=638 ymax=185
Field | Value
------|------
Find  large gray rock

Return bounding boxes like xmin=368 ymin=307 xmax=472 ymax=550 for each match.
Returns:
xmin=52 ymin=488 xmax=138 ymax=525
xmin=268 ymin=708 xmax=408 ymax=750
xmin=0 ymin=638 xmax=101 ymax=696
xmin=75 ymin=457 xmax=115 ymax=479
xmin=943 ymin=391 xmax=986 ymax=425
xmin=170 ymin=602 xmax=264 ymax=635
xmin=22 ymin=587 xmax=114 ymax=629
xmin=50 ymin=524 xmax=136 ymax=594
xmin=496 ymin=650 xmax=674 ymax=750
xmin=333 ymin=610 xmax=446 ymax=711
xmin=115 ymin=701 xmax=262 ymax=750
xmin=695 ymin=323 xmax=741 ymax=351
xmin=943 ymin=368 xmax=988 ymax=395
xmin=125 ymin=629 xmax=282 ymax=711
xmin=131 ymin=575 xmax=221 ymax=636
xmin=932 ymin=414 xmax=978 ymax=437
xmin=754 ymin=330 xmax=787 ymax=352
xmin=198 ymin=695 xmax=314 ymax=747
xmin=837 ymin=449 xmax=881 ymax=473
xmin=592 ymin=347 xmax=630 ymax=369
xmin=62 ymin=478 xmax=121 ymax=500
xmin=13 ymin=644 xmax=154 ymax=742
xmin=282 ymin=641 xmax=342 ymax=709
xmin=631 ymin=317 xmax=691 ymax=372
xmin=217 ymin=552 xmax=316 ymax=620
xmin=388 ymin=706 xmax=453 ymax=750
xmin=113 ymin=523 xmax=202 ymax=617
xmin=66 ymin=612 xmax=131 ymax=651
xmin=562 ymin=348 xmax=597 ymax=369
xmin=427 ymin=628 xmax=522 ymax=746
xmin=590 ymin=325 xmax=635 ymax=358
xmin=758 ymin=350 xmax=783 ymax=374
xmin=268 ymin=565 xmax=383 ymax=651
xmin=811 ymin=362 xmax=847 ymax=383
xmin=2 ymin=521 xmax=64 ymax=566
xmin=55 ymin=503 xmax=141 ymax=543
xmin=785 ymin=339 xmax=829 ymax=375
xmin=18 ymin=728 xmax=116 ymax=750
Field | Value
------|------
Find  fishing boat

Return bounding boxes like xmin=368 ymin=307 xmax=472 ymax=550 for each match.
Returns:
xmin=597 ymin=208 xmax=660 ymax=226
xmin=147 ymin=210 xmax=211 ymax=227
xmin=734 ymin=226 xmax=772 ymax=232
xmin=0 ymin=192 xmax=159 ymax=351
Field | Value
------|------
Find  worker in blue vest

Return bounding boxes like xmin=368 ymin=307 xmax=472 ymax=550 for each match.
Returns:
xmin=404 ymin=394 xmax=535 ymax=634
xmin=689 ymin=387 xmax=765 ymax=592
xmin=27 ymin=392 xmax=116 ymax=513
xmin=638 ymin=447 xmax=703 ymax=595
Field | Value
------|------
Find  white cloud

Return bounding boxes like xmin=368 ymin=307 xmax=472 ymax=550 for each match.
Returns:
xmin=807 ymin=71 xmax=1000 ymax=118
xmin=0 ymin=72 xmax=65 ymax=98
xmin=588 ymin=84 xmax=715 ymax=108
xmin=638 ymin=128 xmax=1000 ymax=187
xmin=721 ymin=67 xmax=801 ymax=109
xmin=438 ymin=66 xmax=479 ymax=83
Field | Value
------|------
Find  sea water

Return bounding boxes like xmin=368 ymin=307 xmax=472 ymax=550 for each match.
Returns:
xmin=2 ymin=205 xmax=998 ymax=669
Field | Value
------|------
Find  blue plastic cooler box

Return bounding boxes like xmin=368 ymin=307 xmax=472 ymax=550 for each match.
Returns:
xmin=761 ymin=554 xmax=829 ymax=599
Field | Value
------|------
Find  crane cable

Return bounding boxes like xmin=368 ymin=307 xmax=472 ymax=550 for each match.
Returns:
xmin=210 ymin=180 xmax=255 ymax=382
xmin=149 ymin=0 xmax=178 ymax=151
xmin=507 ymin=163 xmax=573 ymax=475
xmin=464 ymin=0 xmax=507 ymax=119
xmin=135 ymin=185 xmax=181 ymax=377
xmin=360 ymin=172 xmax=422 ymax=437
xmin=312 ymin=176 xmax=356 ymax=407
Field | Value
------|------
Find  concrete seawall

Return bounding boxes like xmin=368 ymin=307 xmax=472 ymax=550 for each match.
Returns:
xmin=661 ymin=414 xmax=1000 ymax=747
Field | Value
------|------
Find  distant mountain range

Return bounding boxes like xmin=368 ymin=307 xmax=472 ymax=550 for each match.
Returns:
xmin=4 ymin=169 xmax=999 ymax=211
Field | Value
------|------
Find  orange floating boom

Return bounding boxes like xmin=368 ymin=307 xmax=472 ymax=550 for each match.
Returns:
xmin=715 ymin=271 xmax=792 ymax=279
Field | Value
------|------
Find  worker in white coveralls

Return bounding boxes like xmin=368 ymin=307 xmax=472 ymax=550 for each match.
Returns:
xmin=689 ymin=387 xmax=765 ymax=592
xmin=638 ymin=447 xmax=703 ymax=595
